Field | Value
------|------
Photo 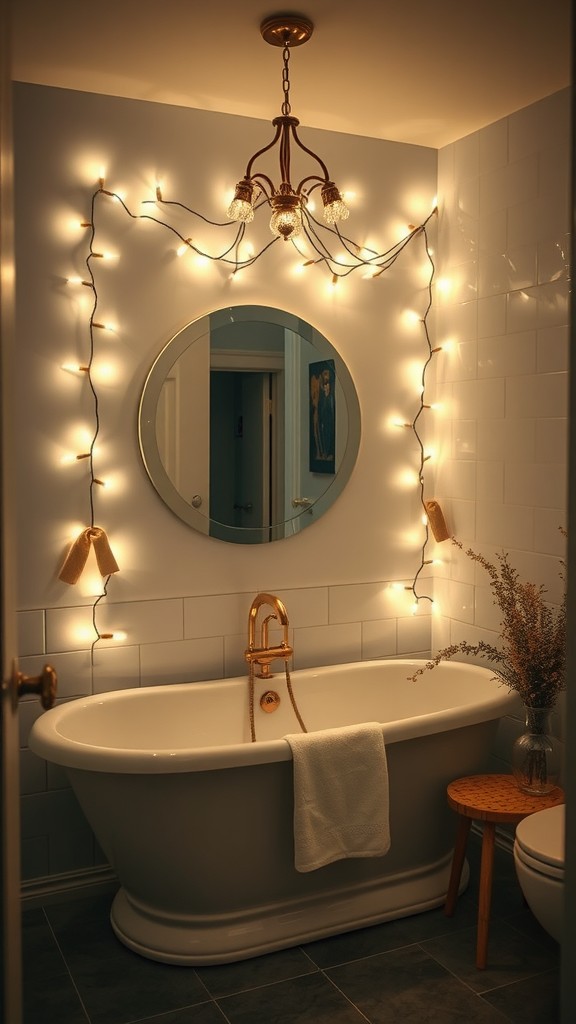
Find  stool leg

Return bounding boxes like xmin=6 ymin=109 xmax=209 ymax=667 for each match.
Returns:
xmin=476 ymin=821 xmax=496 ymax=969
xmin=445 ymin=816 xmax=471 ymax=917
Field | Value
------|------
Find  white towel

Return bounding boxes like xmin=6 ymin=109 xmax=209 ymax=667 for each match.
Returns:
xmin=284 ymin=722 xmax=390 ymax=873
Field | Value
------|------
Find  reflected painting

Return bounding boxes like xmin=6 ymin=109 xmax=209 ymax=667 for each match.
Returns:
xmin=309 ymin=359 xmax=336 ymax=474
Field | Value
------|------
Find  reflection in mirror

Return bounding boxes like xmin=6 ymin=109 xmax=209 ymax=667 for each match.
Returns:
xmin=138 ymin=306 xmax=361 ymax=543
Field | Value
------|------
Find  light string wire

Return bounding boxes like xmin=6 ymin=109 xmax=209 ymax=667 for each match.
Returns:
xmin=143 ymin=191 xmax=437 ymax=280
xmin=84 ymin=187 xmax=114 ymax=658
xmin=405 ymin=219 xmax=437 ymax=608
xmin=72 ymin=182 xmax=438 ymax=649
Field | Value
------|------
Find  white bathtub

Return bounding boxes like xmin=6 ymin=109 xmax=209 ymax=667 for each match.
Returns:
xmin=30 ymin=659 xmax=515 ymax=964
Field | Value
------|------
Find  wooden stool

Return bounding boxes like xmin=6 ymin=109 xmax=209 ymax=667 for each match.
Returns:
xmin=445 ymin=773 xmax=564 ymax=969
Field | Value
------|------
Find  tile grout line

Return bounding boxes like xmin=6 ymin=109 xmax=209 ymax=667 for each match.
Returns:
xmin=41 ymin=906 xmax=92 ymax=1024
xmin=321 ymin=969 xmax=374 ymax=1023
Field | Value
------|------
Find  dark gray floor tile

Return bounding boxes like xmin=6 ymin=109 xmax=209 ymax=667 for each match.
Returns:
xmin=327 ymin=944 xmax=508 ymax=1023
xmin=23 ymin=968 xmax=89 ymax=1024
xmin=45 ymin=892 xmax=120 ymax=959
xmin=196 ymin=945 xmax=317 ymax=997
xmin=45 ymin=892 xmax=210 ymax=1022
xmin=23 ymin=906 xmax=71 ymax=985
xmin=301 ymin=880 xmax=482 ymax=969
xmin=301 ymin=918 xmax=418 ymax=968
xmin=217 ymin=971 xmax=368 ymax=1023
xmin=135 ymin=1002 xmax=229 ymax=1024
xmin=481 ymin=968 xmax=560 ymax=1023
xmin=421 ymin=916 xmax=559 ymax=994
xmin=503 ymin=904 xmax=560 ymax=951
xmin=65 ymin=953 xmax=209 ymax=1024
xmin=399 ymin=893 xmax=480 ymax=943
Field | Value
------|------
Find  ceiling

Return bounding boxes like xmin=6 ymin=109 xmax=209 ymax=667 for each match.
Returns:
xmin=10 ymin=0 xmax=572 ymax=149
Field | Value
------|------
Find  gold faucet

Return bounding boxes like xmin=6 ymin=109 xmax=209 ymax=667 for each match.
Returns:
xmin=245 ymin=592 xmax=293 ymax=679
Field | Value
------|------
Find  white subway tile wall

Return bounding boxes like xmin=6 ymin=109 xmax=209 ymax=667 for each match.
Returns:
xmin=433 ymin=88 xmax=569 ymax=784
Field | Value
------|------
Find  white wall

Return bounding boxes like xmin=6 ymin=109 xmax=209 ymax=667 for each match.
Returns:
xmin=16 ymin=83 xmax=571 ymax=883
xmin=14 ymin=84 xmax=438 ymax=879
xmin=434 ymin=89 xmax=570 ymax=773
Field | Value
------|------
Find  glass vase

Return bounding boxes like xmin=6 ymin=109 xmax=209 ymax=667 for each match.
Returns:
xmin=512 ymin=704 xmax=560 ymax=795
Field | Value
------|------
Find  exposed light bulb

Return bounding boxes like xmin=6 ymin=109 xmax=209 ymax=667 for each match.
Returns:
xmin=227 ymin=179 xmax=255 ymax=223
xmin=321 ymin=181 xmax=349 ymax=225
xmin=228 ymin=198 xmax=254 ymax=223
xmin=268 ymin=188 xmax=303 ymax=239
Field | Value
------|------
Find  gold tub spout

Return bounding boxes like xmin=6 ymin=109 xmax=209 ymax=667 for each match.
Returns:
xmin=245 ymin=592 xmax=292 ymax=679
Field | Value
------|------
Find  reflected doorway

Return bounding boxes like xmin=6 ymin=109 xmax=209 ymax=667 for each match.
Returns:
xmin=209 ymin=370 xmax=284 ymax=542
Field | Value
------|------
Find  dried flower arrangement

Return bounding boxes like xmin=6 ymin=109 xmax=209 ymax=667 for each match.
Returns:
xmin=409 ymin=535 xmax=567 ymax=709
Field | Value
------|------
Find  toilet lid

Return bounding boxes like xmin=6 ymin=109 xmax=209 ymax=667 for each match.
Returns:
xmin=515 ymin=804 xmax=565 ymax=873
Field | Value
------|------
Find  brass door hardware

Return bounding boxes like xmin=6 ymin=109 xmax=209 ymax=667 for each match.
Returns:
xmin=12 ymin=663 xmax=57 ymax=710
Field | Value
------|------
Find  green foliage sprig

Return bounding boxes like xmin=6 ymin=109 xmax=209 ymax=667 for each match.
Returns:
xmin=409 ymin=534 xmax=567 ymax=707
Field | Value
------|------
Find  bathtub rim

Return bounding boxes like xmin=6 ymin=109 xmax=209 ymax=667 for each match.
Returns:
xmin=29 ymin=658 xmax=518 ymax=774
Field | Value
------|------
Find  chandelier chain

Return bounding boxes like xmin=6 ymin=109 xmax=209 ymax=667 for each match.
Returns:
xmin=281 ymin=42 xmax=291 ymax=115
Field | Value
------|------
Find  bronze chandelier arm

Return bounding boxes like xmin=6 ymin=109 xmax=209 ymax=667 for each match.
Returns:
xmin=245 ymin=123 xmax=283 ymax=180
xmin=291 ymin=124 xmax=331 ymax=183
xmin=249 ymin=173 xmax=275 ymax=199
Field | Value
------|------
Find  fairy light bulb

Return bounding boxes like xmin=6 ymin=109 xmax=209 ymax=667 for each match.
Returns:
xmin=66 ymin=275 xmax=89 ymax=287
xmin=61 ymin=362 xmax=90 ymax=375
xmin=177 ymin=238 xmax=193 ymax=257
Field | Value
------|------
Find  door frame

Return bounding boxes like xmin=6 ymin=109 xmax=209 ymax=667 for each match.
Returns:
xmin=1 ymin=3 xmax=23 ymax=1021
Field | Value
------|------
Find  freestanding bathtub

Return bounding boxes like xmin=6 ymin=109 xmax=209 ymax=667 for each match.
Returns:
xmin=30 ymin=659 xmax=516 ymax=964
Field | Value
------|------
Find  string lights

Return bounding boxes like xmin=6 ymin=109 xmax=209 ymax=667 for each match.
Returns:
xmin=61 ymin=167 xmax=440 ymax=648
xmin=401 ymin=215 xmax=441 ymax=613
xmin=59 ymin=182 xmax=121 ymax=656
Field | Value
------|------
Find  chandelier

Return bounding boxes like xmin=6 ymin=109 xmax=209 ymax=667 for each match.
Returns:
xmin=227 ymin=15 xmax=349 ymax=241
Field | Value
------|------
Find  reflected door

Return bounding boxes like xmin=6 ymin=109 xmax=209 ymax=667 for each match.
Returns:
xmin=156 ymin=329 xmax=210 ymax=522
xmin=209 ymin=371 xmax=273 ymax=538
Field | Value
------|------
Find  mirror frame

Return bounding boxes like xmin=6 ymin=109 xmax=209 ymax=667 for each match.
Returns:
xmin=138 ymin=305 xmax=361 ymax=542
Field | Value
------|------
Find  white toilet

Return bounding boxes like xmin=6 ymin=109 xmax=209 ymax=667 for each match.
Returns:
xmin=513 ymin=803 xmax=564 ymax=942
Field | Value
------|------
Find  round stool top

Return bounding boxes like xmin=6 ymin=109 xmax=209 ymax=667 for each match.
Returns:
xmin=447 ymin=774 xmax=564 ymax=824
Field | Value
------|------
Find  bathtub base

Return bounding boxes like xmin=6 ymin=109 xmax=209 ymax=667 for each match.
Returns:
xmin=110 ymin=853 xmax=469 ymax=965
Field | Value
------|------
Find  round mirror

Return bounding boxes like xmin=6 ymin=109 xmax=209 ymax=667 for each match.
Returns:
xmin=138 ymin=305 xmax=361 ymax=543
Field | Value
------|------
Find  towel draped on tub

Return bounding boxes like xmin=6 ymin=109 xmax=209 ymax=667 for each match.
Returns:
xmin=284 ymin=722 xmax=391 ymax=873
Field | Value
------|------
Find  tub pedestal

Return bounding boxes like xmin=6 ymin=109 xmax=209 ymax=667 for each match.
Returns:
xmin=110 ymin=853 xmax=469 ymax=965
